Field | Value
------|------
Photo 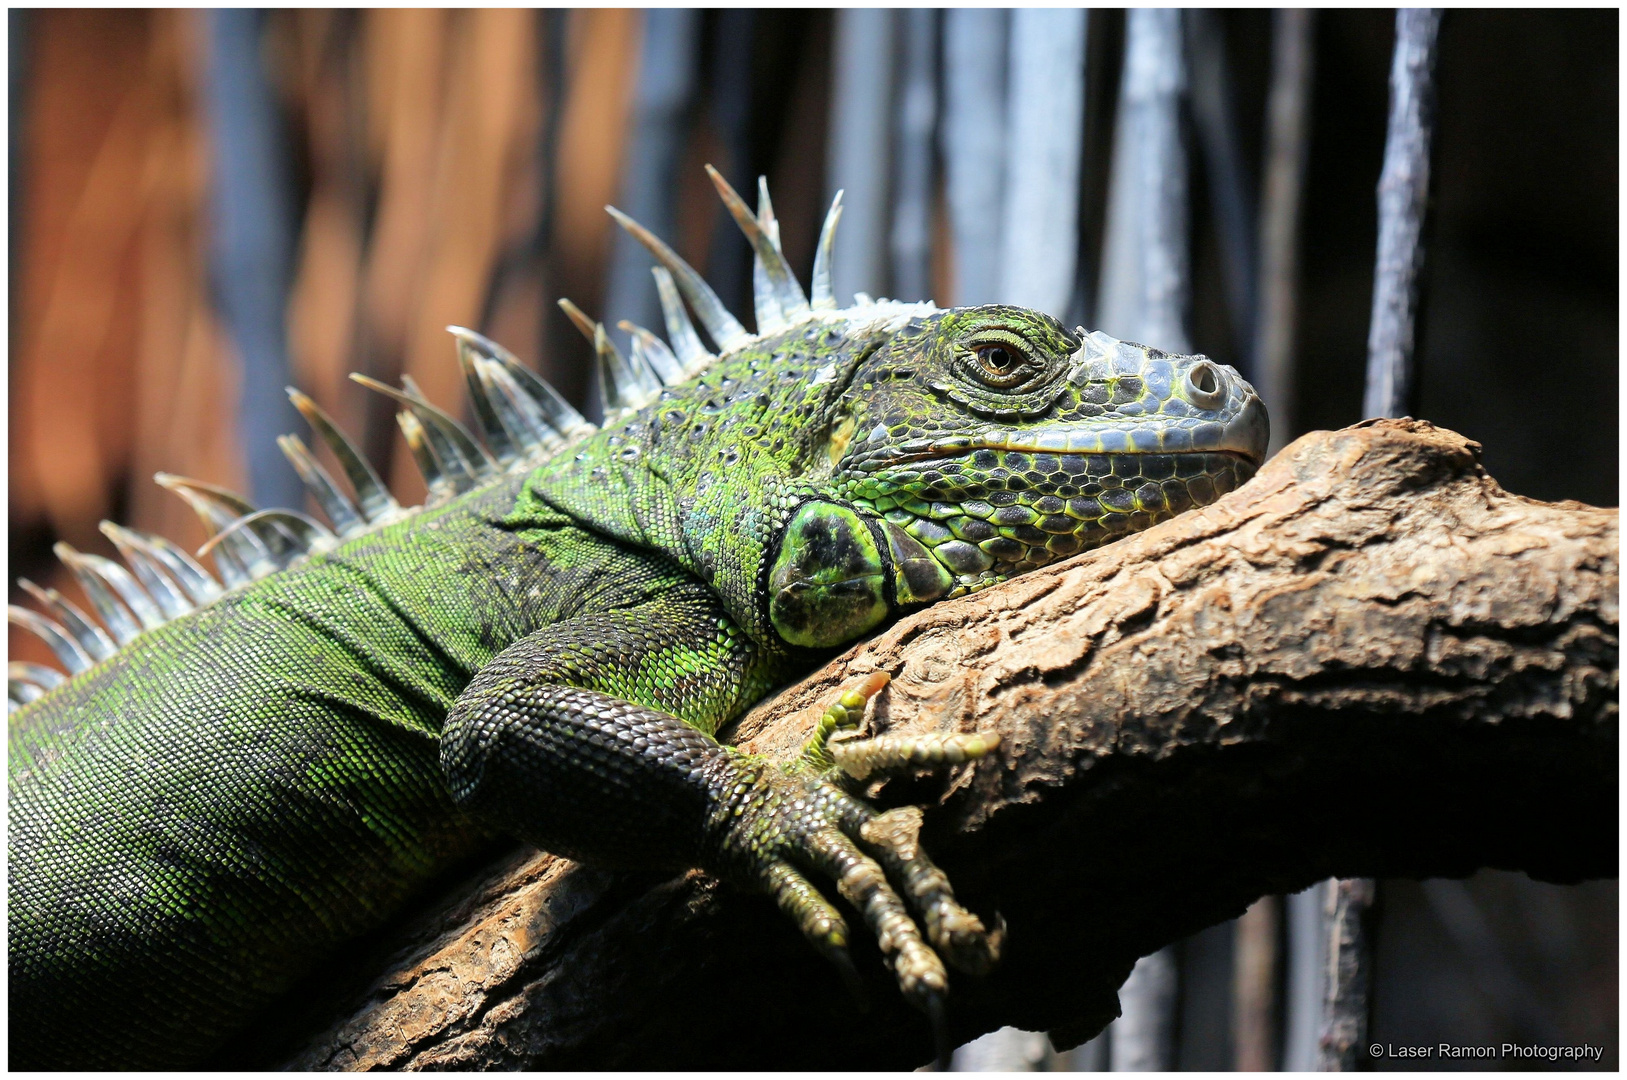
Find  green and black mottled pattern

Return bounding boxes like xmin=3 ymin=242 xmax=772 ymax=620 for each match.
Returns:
xmin=10 ymin=301 xmax=1266 ymax=1068
xmin=10 ymin=480 xmax=718 ymax=1066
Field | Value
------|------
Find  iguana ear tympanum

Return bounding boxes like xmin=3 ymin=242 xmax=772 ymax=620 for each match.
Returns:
xmin=9 ymin=167 xmax=1267 ymax=1068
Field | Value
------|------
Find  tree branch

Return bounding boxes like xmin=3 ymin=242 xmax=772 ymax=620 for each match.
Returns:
xmin=272 ymin=420 xmax=1617 ymax=1070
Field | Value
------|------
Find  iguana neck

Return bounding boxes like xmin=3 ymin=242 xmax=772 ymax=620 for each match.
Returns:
xmin=524 ymin=313 xmax=899 ymax=646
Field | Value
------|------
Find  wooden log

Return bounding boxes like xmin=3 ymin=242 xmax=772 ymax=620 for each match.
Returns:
xmin=268 ymin=420 xmax=1617 ymax=1070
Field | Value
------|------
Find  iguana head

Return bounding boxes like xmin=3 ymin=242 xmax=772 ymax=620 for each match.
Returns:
xmin=764 ymin=303 xmax=1267 ymax=647
xmin=532 ymin=172 xmax=1266 ymax=653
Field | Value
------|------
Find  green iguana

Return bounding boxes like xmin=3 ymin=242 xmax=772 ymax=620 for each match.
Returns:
xmin=9 ymin=169 xmax=1268 ymax=1069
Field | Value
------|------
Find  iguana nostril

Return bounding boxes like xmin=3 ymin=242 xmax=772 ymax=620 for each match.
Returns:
xmin=1186 ymin=361 xmax=1224 ymax=408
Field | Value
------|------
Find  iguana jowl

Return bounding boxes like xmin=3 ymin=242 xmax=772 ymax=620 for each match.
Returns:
xmin=8 ymin=168 xmax=1268 ymax=1068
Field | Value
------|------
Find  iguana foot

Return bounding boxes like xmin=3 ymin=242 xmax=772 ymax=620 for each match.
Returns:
xmin=445 ymin=621 xmax=1002 ymax=1022
xmin=710 ymin=675 xmax=1003 ymax=1016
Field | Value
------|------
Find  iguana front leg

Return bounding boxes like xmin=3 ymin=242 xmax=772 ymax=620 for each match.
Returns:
xmin=440 ymin=591 xmax=1000 ymax=1016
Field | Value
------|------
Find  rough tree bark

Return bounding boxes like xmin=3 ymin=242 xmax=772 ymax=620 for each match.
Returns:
xmin=263 ymin=420 xmax=1616 ymax=1070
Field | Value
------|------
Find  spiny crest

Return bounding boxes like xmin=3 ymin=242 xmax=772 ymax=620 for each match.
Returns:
xmin=10 ymin=170 xmax=867 ymax=706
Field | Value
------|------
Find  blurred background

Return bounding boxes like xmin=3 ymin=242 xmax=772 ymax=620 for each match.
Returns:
xmin=7 ymin=8 xmax=1617 ymax=1070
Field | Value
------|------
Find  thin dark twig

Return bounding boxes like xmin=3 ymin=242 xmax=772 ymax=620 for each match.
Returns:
xmin=1320 ymin=878 xmax=1378 ymax=1070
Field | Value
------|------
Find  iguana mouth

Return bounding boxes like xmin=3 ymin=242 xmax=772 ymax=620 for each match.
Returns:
xmin=848 ymin=421 xmax=1268 ymax=472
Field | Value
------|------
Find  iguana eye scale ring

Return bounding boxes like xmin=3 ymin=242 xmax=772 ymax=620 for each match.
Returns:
xmin=9 ymin=168 xmax=1267 ymax=1069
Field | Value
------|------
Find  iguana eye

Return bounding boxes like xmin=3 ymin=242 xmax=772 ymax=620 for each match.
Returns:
xmin=971 ymin=342 xmax=1030 ymax=387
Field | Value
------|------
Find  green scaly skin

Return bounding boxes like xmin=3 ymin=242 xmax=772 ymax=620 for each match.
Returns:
xmin=9 ymin=298 xmax=1266 ymax=1068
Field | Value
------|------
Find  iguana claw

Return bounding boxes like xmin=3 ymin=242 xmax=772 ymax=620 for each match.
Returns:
xmin=709 ymin=674 xmax=1002 ymax=1023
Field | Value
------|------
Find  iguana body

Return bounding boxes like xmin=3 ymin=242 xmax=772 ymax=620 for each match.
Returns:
xmin=9 ymin=174 xmax=1267 ymax=1068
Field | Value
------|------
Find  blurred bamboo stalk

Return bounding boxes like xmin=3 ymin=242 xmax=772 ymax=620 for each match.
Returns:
xmin=1281 ymin=881 xmax=1329 ymax=1070
xmin=547 ymin=9 xmax=640 ymax=409
xmin=940 ymin=8 xmax=1006 ymax=306
xmin=603 ymin=9 xmax=699 ymax=344
xmin=476 ymin=11 xmax=558 ymax=392
xmin=888 ymin=8 xmax=937 ymax=306
xmin=1254 ymin=9 xmax=1315 ymax=456
xmin=9 ymin=9 xmax=29 ymax=341
xmin=1232 ymin=895 xmax=1281 ymax=1071
xmin=128 ymin=12 xmax=247 ymax=547
xmin=1111 ymin=946 xmax=1179 ymax=1071
xmin=1362 ymin=8 xmax=1442 ymax=420
xmin=356 ymin=8 xmax=449 ymax=489
xmin=284 ymin=12 xmax=362 ymax=424
xmin=1097 ymin=8 xmax=1190 ymax=354
xmin=18 ymin=14 xmax=161 ymax=540
xmin=204 ymin=8 xmax=303 ymax=511
xmin=826 ymin=9 xmax=894 ymax=304
xmin=998 ymin=8 xmax=1087 ymax=316
xmin=396 ymin=10 xmax=538 ymax=460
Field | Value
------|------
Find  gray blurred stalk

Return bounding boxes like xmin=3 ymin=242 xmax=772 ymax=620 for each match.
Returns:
xmin=1096 ymin=8 xmax=1190 ymax=356
xmin=889 ymin=9 xmax=938 ymax=305
xmin=1282 ymin=881 xmax=1331 ymax=1071
xmin=1253 ymin=8 xmax=1315 ymax=455
xmin=1232 ymin=895 xmax=1281 ymax=1070
xmin=603 ymin=10 xmax=699 ymax=345
xmin=998 ymin=9 xmax=1087 ymax=317
xmin=1362 ymin=8 xmax=1441 ymax=420
xmin=1094 ymin=13 xmax=1190 ymax=1068
xmin=940 ymin=9 xmax=1007 ymax=306
xmin=204 ymin=8 xmax=305 ymax=512
xmin=826 ymin=9 xmax=895 ymax=304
